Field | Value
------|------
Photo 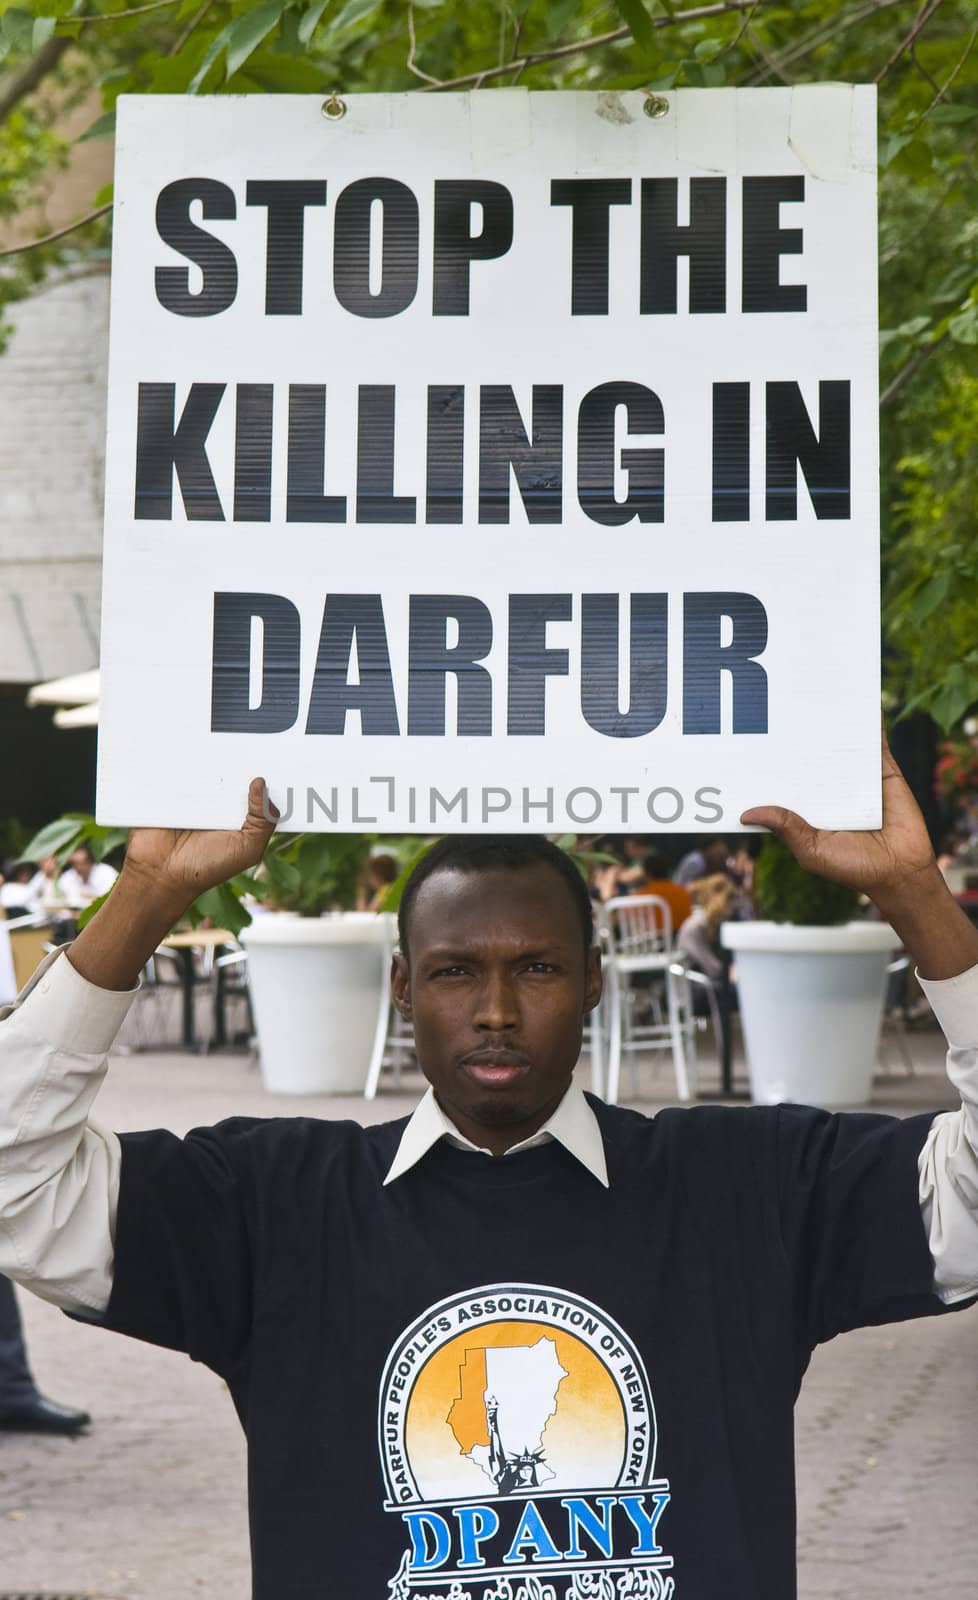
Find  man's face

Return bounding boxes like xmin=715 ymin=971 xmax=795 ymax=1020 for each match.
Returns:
xmin=392 ymin=864 xmax=602 ymax=1153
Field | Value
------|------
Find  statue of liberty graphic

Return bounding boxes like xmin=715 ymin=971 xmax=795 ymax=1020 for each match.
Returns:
xmin=448 ymin=1337 xmax=568 ymax=1494
xmin=486 ymin=1392 xmax=549 ymax=1493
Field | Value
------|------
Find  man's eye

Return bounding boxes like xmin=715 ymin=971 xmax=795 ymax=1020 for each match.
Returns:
xmin=525 ymin=962 xmax=557 ymax=974
xmin=432 ymin=965 xmax=467 ymax=978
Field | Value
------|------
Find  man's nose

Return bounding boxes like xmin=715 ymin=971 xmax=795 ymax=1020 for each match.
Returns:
xmin=473 ymin=972 xmax=519 ymax=1030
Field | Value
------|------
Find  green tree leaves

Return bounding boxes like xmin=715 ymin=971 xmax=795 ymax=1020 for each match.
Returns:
xmin=614 ymin=0 xmax=659 ymax=58
xmin=2 ymin=0 xmax=978 ymax=731
xmin=0 ymin=9 xmax=57 ymax=59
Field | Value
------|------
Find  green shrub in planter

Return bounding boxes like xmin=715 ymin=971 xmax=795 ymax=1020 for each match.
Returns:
xmin=753 ymin=837 xmax=861 ymax=926
xmin=22 ymin=814 xmax=374 ymax=936
xmin=249 ymin=832 xmax=372 ymax=917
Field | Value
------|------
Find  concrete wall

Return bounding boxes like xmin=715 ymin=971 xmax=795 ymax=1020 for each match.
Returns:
xmin=0 ymin=266 xmax=109 ymax=682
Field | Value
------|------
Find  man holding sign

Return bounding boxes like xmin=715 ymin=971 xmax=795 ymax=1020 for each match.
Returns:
xmin=0 ymin=733 xmax=975 ymax=1598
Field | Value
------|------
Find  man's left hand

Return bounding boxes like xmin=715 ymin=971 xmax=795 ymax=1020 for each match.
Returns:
xmin=740 ymin=726 xmax=936 ymax=900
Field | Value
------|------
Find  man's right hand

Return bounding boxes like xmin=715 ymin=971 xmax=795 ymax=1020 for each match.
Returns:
xmin=66 ymin=780 xmax=279 ymax=994
xmin=122 ymin=777 xmax=279 ymax=910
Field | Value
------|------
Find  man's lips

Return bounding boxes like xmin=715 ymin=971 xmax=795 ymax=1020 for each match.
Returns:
xmin=458 ymin=1051 xmax=531 ymax=1088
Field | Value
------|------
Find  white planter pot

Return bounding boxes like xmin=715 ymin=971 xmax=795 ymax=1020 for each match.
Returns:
xmin=240 ymin=912 xmax=390 ymax=1094
xmin=720 ymin=921 xmax=902 ymax=1108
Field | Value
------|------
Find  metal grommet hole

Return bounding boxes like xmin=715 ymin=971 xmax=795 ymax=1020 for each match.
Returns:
xmin=642 ymin=93 xmax=670 ymax=119
xmin=321 ymin=92 xmax=347 ymax=120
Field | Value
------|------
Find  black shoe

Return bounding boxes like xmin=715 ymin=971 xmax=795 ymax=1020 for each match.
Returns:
xmin=0 ymin=1397 xmax=92 ymax=1435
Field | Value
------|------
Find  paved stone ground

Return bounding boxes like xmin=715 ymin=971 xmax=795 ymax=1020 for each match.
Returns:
xmin=0 ymin=1020 xmax=974 ymax=1599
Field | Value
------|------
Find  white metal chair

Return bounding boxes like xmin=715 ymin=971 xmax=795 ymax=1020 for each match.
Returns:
xmin=113 ymin=950 xmax=185 ymax=1052
xmin=364 ymin=914 xmax=416 ymax=1099
xmin=668 ymin=959 xmax=727 ymax=1083
xmin=601 ymin=896 xmax=693 ymax=1105
xmin=584 ymin=918 xmax=620 ymax=1097
xmin=213 ymin=946 xmax=256 ymax=1054
xmin=115 ymin=942 xmax=248 ymax=1054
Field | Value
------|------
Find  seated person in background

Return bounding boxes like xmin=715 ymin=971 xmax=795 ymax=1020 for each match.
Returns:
xmin=725 ymin=844 xmax=756 ymax=920
xmin=637 ymin=853 xmax=692 ymax=932
xmin=592 ymin=836 xmax=650 ymax=901
xmin=0 ymin=862 xmax=40 ymax=920
xmin=58 ymin=846 xmax=118 ymax=909
xmin=357 ymin=851 xmax=399 ymax=913
xmin=676 ymin=874 xmax=738 ymax=984
xmin=33 ymin=856 xmax=64 ymax=912
xmin=673 ymin=837 xmax=729 ymax=886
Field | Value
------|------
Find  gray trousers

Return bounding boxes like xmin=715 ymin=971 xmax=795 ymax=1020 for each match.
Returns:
xmin=0 ymin=1273 xmax=40 ymax=1413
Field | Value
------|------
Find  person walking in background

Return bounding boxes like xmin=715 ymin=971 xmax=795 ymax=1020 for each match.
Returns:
xmin=0 ymin=1274 xmax=90 ymax=1435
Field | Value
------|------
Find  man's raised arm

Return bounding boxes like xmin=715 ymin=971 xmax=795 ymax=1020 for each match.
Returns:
xmin=742 ymin=729 xmax=978 ymax=1304
xmin=0 ymin=781 xmax=277 ymax=1316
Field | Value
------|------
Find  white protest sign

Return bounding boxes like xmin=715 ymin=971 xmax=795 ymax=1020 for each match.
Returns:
xmin=96 ymin=87 xmax=880 ymax=833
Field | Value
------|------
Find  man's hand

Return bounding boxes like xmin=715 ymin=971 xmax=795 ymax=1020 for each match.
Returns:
xmin=67 ymin=780 xmax=278 ymax=993
xmin=122 ymin=777 xmax=279 ymax=908
xmin=740 ymin=727 xmax=935 ymax=898
xmin=741 ymin=729 xmax=978 ymax=981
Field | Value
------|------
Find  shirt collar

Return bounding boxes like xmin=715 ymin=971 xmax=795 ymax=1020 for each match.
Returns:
xmin=383 ymin=1079 xmax=608 ymax=1188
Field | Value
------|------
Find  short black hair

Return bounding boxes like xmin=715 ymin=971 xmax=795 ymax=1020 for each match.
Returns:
xmin=398 ymin=835 xmax=594 ymax=959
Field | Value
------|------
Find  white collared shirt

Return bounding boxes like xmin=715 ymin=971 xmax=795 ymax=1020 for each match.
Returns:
xmin=0 ymin=945 xmax=977 ymax=1314
xmin=382 ymin=1080 xmax=609 ymax=1187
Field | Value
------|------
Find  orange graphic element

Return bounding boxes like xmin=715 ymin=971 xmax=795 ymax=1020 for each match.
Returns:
xmin=405 ymin=1320 xmax=628 ymax=1500
xmin=446 ymin=1348 xmax=491 ymax=1454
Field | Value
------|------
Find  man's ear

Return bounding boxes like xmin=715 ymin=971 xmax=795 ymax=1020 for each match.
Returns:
xmin=583 ymin=943 xmax=603 ymax=1015
xmin=391 ymin=950 xmax=412 ymax=1018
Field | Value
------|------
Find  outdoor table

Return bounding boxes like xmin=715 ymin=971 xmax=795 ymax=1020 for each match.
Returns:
xmin=161 ymin=929 xmax=236 ymax=1050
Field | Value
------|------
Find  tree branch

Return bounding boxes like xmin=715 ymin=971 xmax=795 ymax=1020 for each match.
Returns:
xmin=880 ymin=331 xmax=947 ymax=408
xmin=908 ymin=43 xmax=941 ymax=94
xmin=743 ymin=0 xmax=918 ymax=86
xmin=406 ymin=3 xmax=442 ymax=86
xmin=59 ymin=0 xmax=184 ymax=23
xmin=914 ymin=14 xmax=978 ymax=115
xmin=0 ymin=35 xmax=71 ymax=126
xmin=0 ymin=201 xmax=113 ymax=260
xmin=875 ymin=0 xmax=946 ymax=82
xmin=743 ymin=24 xmax=792 ymax=84
xmin=417 ymin=0 xmax=762 ymax=93
xmin=168 ymin=0 xmax=218 ymax=56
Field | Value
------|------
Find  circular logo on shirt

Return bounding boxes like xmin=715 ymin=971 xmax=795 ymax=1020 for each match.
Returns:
xmin=379 ymin=1283 xmax=656 ymax=1506
xmin=378 ymin=1284 xmax=674 ymax=1599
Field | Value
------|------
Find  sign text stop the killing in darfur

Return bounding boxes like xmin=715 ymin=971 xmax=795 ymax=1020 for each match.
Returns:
xmin=96 ymin=88 xmax=880 ymax=831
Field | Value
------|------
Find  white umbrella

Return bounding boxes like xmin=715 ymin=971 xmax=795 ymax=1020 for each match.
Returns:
xmin=26 ymin=668 xmax=101 ymax=708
